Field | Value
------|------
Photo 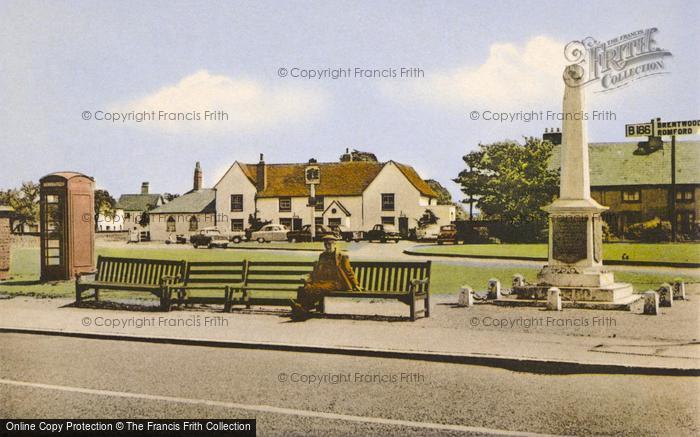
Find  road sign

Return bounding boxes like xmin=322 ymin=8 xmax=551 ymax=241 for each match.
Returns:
xmin=654 ymin=119 xmax=700 ymax=137
xmin=625 ymin=118 xmax=699 ymax=138
xmin=625 ymin=123 xmax=653 ymax=137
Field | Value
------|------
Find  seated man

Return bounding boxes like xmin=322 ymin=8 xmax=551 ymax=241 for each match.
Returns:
xmin=290 ymin=234 xmax=361 ymax=320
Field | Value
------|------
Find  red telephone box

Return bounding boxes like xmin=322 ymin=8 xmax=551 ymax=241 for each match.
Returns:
xmin=39 ymin=172 xmax=95 ymax=281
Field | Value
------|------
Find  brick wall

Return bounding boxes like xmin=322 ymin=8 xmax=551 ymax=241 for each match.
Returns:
xmin=0 ymin=217 xmax=10 ymax=280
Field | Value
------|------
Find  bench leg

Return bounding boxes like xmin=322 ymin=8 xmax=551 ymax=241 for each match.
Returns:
xmin=318 ymin=297 xmax=326 ymax=314
xmin=244 ymin=290 xmax=251 ymax=309
xmin=94 ymin=287 xmax=100 ymax=302
xmin=410 ymin=291 xmax=416 ymax=321
xmin=160 ymin=286 xmax=171 ymax=312
xmin=75 ymin=284 xmax=82 ymax=306
xmin=425 ymin=292 xmax=431 ymax=318
xmin=223 ymin=286 xmax=231 ymax=312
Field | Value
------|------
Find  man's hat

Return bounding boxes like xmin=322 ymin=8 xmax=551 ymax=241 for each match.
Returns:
xmin=321 ymin=234 xmax=339 ymax=241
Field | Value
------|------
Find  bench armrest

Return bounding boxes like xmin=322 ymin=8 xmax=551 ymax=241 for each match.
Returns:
xmin=76 ymin=271 xmax=98 ymax=282
xmin=160 ymin=275 xmax=183 ymax=285
xmin=409 ymin=278 xmax=429 ymax=292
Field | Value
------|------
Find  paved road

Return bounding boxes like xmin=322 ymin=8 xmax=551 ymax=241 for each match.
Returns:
xmin=1 ymin=333 xmax=697 ymax=436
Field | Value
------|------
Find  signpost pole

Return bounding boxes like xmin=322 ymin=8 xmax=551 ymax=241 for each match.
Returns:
xmin=671 ymin=134 xmax=677 ymax=242
xmin=309 ymin=183 xmax=316 ymax=241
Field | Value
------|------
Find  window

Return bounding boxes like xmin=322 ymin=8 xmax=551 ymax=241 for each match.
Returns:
xmin=328 ymin=218 xmax=341 ymax=227
xmin=314 ymin=196 xmax=324 ymax=211
xmin=622 ymin=190 xmax=641 ymax=203
xmin=314 ymin=217 xmax=324 ymax=225
xmin=279 ymin=197 xmax=292 ymax=212
xmin=166 ymin=216 xmax=176 ymax=232
xmin=381 ymin=216 xmax=395 ymax=225
xmin=231 ymin=219 xmax=244 ymax=231
xmin=230 ymin=194 xmax=243 ymax=212
xmin=279 ymin=218 xmax=292 ymax=229
xmin=381 ymin=193 xmax=395 ymax=211
xmin=676 ymin=189 xmax=694 ymax=202
xmin=188 ymin=216 xmax=198 ymax=231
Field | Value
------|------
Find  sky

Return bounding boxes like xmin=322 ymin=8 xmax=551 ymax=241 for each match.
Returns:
xmin=1 ymin=0 xmax=698 ymax=200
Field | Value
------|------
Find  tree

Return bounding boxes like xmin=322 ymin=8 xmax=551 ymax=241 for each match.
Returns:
xmin=0 ymin=182 xmax=39 ymax=233
xmin=453 ymin=151 xmax=488 ymax=220
xmin=417 ymin=209 xmax=439 ymax=228
xmin=163 ymin=193 xmax=180 ymax=202
xmin=454 ymin=137 xmax=560 ymax=242
xmin=94 ymin=190 xmax=115 ymax=215
xmin=425 ymin=179 xmax=452 ymax=205
xmin=339 ymin=149 xmax=378 ymax=162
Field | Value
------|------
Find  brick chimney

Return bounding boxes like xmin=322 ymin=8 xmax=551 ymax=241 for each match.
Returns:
xmin=193 ymin=161 xmax=202 ymax=191
xmin=543 ymin=127 xmax=562 ymax=145
xmin=256 ymin=153 xmax=267 ymax=192
xmin=141 ymin=182 xmax=149 ymax=194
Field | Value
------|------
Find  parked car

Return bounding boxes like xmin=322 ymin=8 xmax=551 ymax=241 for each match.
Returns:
xmin=365 ymin=224 xmax=401 ymax=243
xmin=251 ymin=224 xmax=289 ymax=243
xmin=286 ymin=224 xmax=334 ymax=242
xmin=437 ymin=224 xmax=460 ymax=244
xmin=190 ymin=228 xmax=229 ymax=249
xmin=329 ymin=224 xmax=363 ymax=242
xmin=165 ymin=234 xmax=188 ymax=244
xmin=229 ymin=230 xmax=247 ymax=244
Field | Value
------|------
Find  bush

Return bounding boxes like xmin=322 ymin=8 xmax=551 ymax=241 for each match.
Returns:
xmin=625 ymin=218 xmax=672 ymax=242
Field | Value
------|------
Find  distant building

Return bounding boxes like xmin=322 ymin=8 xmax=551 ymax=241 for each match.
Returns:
xmin=96 ymin=210 xmax=124 ymax=232
xmin=115 ymin=182 xmax=165 ymax=233
xmin=214 ymin=155 xmax=454 ymax=238
xmin=545 ymin=130 xmax=699 ymax=237
xmin=149 ymin=162 xmax=216 ymax=241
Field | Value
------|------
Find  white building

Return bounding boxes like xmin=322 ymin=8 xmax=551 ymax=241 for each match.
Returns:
xmin=96 ymin=209 xmax=125 ymax=232
xmin=214 ymin=156 xmax=455 ymax=235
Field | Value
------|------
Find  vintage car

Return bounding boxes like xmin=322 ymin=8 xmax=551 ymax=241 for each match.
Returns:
xmin=251 ymin=224 xmax=289 ymax=243
xmin=328 ymin=224 xmax=363 ymax=242
xmin=228 ymin=230 xmax=247 ymax=244
xmin=190 ymin=228 xmax=229 ymax=249
xmin=365 ymin=224 xmax=401 ymax=243
xmin=286 ymin=224 xmax=334 ymax=242
xmin=437 ymin=224 xmax=459 ymax=244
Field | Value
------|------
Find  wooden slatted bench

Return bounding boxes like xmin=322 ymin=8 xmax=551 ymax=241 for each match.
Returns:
xmin=226 ymin=260 xmax=431 ymax=321
xmin=320 ymin=261 xmax=431 ymax=321
xmin=163 ymin=261 xmax=247 ymax=311
xmin=75 ymin=256 xmax=187 ymax=309
xmin=234 ymin=261 xmax=316 ymax=308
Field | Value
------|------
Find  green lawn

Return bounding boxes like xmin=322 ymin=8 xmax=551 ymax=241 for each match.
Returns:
xmin=412 ymin=243 xmax=700 ymax=264
xmin=0 ymin=247 xmax=695 ymax=299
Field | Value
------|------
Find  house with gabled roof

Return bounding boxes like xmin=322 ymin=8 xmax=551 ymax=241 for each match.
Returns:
xmin=114 ymin=182 xmax=165 ymax=233
xmin=148 ymin=162 xmax=217 ymax=241
xmin=214 ymin=155 xmax=455 ymax=236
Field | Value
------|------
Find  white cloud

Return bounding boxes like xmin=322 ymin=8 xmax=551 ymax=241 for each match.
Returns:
xmin=112 ymin=70 xmax=327 ymax=133
xmin=383 ymin=36 xmax=567 ymax=109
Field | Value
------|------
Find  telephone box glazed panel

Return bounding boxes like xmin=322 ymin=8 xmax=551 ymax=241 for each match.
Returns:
xmin=39 ymin=172 xmax=95 ymax=281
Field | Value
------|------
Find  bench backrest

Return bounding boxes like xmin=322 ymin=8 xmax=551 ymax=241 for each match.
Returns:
xmin=95 ymin=256 xmax=186 ymax=285
xmin=351 ymin=261 xmax=431 ymax=293
xmin=183 ymin=261 xmax=247 ymax=290
xmin=244 ymin=261 xmax=316 ymax=290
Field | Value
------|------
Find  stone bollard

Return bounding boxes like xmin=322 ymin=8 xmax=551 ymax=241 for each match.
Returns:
xmin=658 ymin=283 xmax=673 ymax=307
xmin=643 ymin=291 xmax=660 ymax=315
xmin=547 ymin=287 xmax=562 ymax=311
xmin=512 ymin=274 xmax=525 ymax=288
xmin=672 ymin=279 xmax=686 ymax=300
xmin=487 ymin=278 xmax=502 ymax=300
xmin=0 ymin=206 xmax=14 ymax=281
xmin=457 ymin=286 xmax=474 ymax=307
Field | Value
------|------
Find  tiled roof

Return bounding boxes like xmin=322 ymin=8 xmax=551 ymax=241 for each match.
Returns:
xmin=549 ymin=141 xmax=700 ymax=186
xmin=149 ymin=189 xmax=216 ymax=214
xmin=115 ymin=194 xmax=163 ymax=212
xmin=240 ymin=161 xmax=437 ymax=198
